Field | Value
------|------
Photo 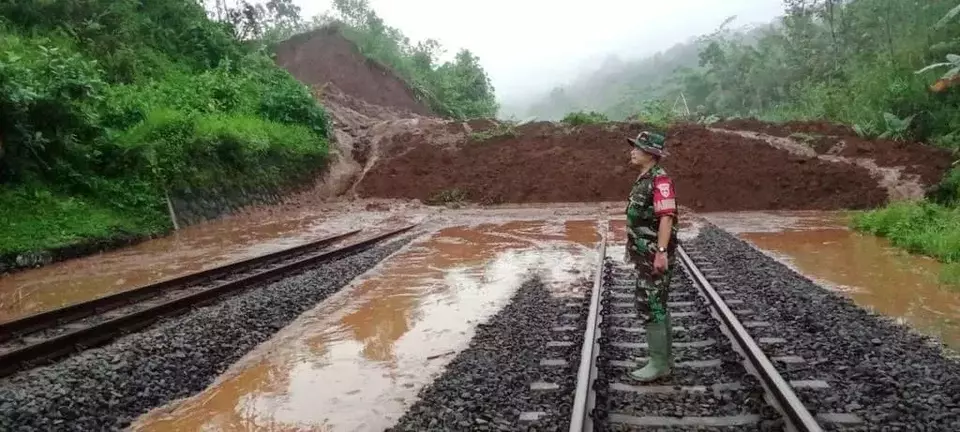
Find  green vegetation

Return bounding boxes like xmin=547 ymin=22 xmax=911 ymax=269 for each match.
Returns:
xmin=469 ymin=122 xmax=519 ymax=142
xmin=561 ymin=111 xmax=610 ymax=126
xmin=426 ymin=189 xmax=468 ymax=208
xmin=852 ymin=202 xmax=960 ymax=285
xmin=0 ymin=0 xmax=498 ymax=262
xmin=0 ymin=0 xmax=330 ymax=259
xmin=516 ymin=0 xmax=960 ymax=283
xmin=517 ymin=1 xmax=960 ymax=147
xmin=321 ymin=0 xmax=498 ymax=119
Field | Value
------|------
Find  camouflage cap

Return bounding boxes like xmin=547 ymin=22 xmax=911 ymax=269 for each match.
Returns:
xmin=626 ymin=131 xmax=668 ymax=157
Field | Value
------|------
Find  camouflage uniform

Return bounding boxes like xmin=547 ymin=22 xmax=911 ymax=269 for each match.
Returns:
xmin=625 ymin=164 xmax=679 ymax=325
xmin=624 ymin=131 xmax=678 ymax=382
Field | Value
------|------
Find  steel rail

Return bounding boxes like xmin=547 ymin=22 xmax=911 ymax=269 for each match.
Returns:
xmin=569 ymin=233 xmax=607 ymax=432
xmin=0 ymin=225 xmax=416 ymax=378
xmin=0 ymin=229 xmax=361 ymax=342
xmin=677 ymin=245 xmax=823 ymax=432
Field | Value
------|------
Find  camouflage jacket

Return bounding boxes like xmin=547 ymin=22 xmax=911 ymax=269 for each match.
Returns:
xmin=625 ymin=164 xmax=679 ymax=257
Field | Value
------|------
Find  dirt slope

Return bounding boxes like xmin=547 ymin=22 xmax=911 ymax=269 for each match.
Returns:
xmin=355 ymin=122 xmax=890 ymax=211
xmin=714 ymin=118 xmax=954 ymax=186
xmin=272 ymin=30 xmax=949 ymax=212
xmin=275 ymin=25 xmax=432 ymax=116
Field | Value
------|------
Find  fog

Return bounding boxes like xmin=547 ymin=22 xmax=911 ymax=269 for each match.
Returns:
xmin=296 ymin=0 xmax=784 ymax=105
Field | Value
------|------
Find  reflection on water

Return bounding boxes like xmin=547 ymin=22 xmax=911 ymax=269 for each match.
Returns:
xmin=0 ymin=210 xmax=415 ymax=323
xmin=705 ymin=211 xmax=960 ymax=349
xmin=131 ymin=219 xmax=600 ymax=432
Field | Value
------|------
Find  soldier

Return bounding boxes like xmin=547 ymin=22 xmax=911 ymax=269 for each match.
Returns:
xmin=624 ymin=131 xmax=679 ymax=382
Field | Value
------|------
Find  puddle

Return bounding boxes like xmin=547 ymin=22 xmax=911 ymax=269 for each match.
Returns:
xmin=705 ymin=211 xmax=960 ymax=349
xmin=0 ymin=207 xmax=422 ymax=323
xmin=130 ymin=219 xmax=600 ymax=431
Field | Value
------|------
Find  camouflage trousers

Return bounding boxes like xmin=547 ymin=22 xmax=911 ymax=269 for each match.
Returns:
xmin=627 ymin=238 xmax=676 ymax=325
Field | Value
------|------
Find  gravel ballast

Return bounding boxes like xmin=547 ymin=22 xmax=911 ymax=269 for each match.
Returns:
xmin=596 ymin=263 xmax=778 ymax=432
xmin=687 ymin=225 xmax=960 ymax=430
xmin=388 ymin=277 xmax=591 ymax=431
xmin=0 ymin=238 xmax=411 ymax=432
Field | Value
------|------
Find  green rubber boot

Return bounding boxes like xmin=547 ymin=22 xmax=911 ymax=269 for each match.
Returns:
xmin=628 ymin=321 xmax=673 ymax=382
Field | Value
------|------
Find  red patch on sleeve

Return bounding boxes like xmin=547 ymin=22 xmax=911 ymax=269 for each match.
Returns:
xmin=653 ymin=175 xmax=676 ymax=216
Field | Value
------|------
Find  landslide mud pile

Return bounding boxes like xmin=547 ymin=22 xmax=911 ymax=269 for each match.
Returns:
xmin=272 ymin=26 xmax=445 ymax=202
xmin=713 ymin=118 xmax=954 ymax=186
xmin=275 ymin=25 xmax=432 ymax=116
xmin=354 ymin=122 xmax=891 ymax=211
xmin=273 ymin=29 xmax=951 ymax=212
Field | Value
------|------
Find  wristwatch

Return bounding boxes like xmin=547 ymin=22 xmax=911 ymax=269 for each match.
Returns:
xmin=656 ymin=246 xmax=667 ymax=253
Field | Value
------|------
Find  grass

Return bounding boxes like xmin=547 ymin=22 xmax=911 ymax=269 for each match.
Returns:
xmin=0 ymin=187 xmax=169 ymax=256
xmin=560 ymin=110 xmax=609 ymax=126
xmin=426 ymin=189 xmax=468 ymax=208
xmin=851 ymin=201 xmax=960 ymax=286
xmin=469 ymin=122 xmax=518 ymax=142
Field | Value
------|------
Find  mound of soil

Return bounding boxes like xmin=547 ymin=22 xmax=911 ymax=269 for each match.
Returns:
xmin=714 ymin=118 xmax=955 ymax=185
xmin=355 ymin=122 xmax=889 ymax=211
xmin=275 ymin=25 xmax=432 ymax=116
xmin=715 ymin=118 xmax=855 ymax=137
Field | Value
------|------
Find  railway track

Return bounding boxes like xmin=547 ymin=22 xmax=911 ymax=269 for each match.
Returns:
xmin=0 ymin=225 xmax=416 ymax=378
xmin=559 ymin=231 xmax=865 ymax=431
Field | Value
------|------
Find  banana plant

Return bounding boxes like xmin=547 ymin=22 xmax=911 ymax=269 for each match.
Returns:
xmin=878 ymin=112 xmax=915 ymax=140
xmin=918 ymin=4 xmax=960 ymax=80
xmin=916 ymin=54 xmax=960 ymax=80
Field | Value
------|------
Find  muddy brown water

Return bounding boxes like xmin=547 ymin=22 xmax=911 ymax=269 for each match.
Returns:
xmin=6 ymin=202 xmax=958 ymax=430
xmin=0 ymin=207 xmax=423 ymax=323
xmin=130 ymin=219 xmax=601 ymax=431
xmin=704 ymin=211 xmax=960 ymax=350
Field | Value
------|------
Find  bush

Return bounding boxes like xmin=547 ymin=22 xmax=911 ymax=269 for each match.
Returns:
xmin=100 ymin=59 xmax=327 ymax=136
xmin=0 ymin=186 xmax=166 ymax=255
xmin=852 ymin=201 xmax=960 ymax=263
xmin=115 ymin=110 xmax=328 ymax=192
xmin=929 ymin=166 xmax=960 ymax=206
xmin=561 ymin=111 xmax=610 ymax=126
xmin=0 ymin=0 xmax=336 ymax=257
xmin=0 ymin=0 xmax=241 ymax=83
xmin=0 ymin=30 xmax=105 ymax=183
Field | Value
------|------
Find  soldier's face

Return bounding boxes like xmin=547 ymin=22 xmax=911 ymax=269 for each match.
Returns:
xmin=630 ymin=147 xmax=652 ymax=166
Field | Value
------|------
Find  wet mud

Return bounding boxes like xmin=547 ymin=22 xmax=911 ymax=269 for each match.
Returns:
xmin=355 ymin=122 xmax=889 ymax=211
xmin=705 ymin=211 xmax=960 ymax=349
xmin=0 ymin=204 xmax=424 ymax=323
xmin=130 ymin=218 xmax=601 ymax=431
xmin=713 ymin=118 xmax=954 ymax=186
xmin=275 ymin=25 xmax=431 ymax=116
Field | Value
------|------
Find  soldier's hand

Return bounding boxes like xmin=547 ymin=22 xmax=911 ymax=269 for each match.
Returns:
xmin=653 ymin=252 xmax=668 ymax=275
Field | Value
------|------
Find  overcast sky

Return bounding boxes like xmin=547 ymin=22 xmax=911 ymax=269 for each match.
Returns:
xmin=295 ymin=0 xmax=785 ymax=103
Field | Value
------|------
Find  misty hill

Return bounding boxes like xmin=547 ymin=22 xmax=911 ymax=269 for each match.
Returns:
xmin=512 ymin=18 xmax=773 ymax=121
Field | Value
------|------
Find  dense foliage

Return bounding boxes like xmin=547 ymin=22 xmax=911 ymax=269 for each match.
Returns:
xmin=853 ymin=202 xmax=960 ymax=285
xmin=212 ymin=0 xmax=501 ymax=119
xmin=0 ymin=0 xmax=500 ymax=258
xmin=519 ymin=0 xmax=960 ymax=146
xmin=518 ymin=0 xmax=960 ymax=283
xmin=319 ymin=0 xmax=499 ymax=119
xmin=0 ymin=0 xmax=329 ymax=256
xmin=560 ymin=111 xmax=610 ymax=126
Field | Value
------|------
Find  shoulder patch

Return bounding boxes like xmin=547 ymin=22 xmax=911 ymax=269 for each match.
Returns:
xmin=652 ymin=175 xmax=677 ymax=216
xmin=654 ymin=175 xmax=673 ymax=198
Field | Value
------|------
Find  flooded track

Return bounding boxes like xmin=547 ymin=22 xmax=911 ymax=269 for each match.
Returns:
xmin=0 ymin=227 xmax=419 ymax=432
xmin=4 ymin=205 xmax=960 ymax=431
xmin=389 ymin=216 xmax=960 ymax=431
xmin=0 ymin=204 xmax=423 ymax=322
xmin=559 ymin=224 xmax=858 ymax=431
xmin=0 ymin=227 xmax=415 ymax=378
xmin=132 ymin=218 xmax=601 ymax=431
xmin=705 ymin=211 xmax=960 ymax=350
